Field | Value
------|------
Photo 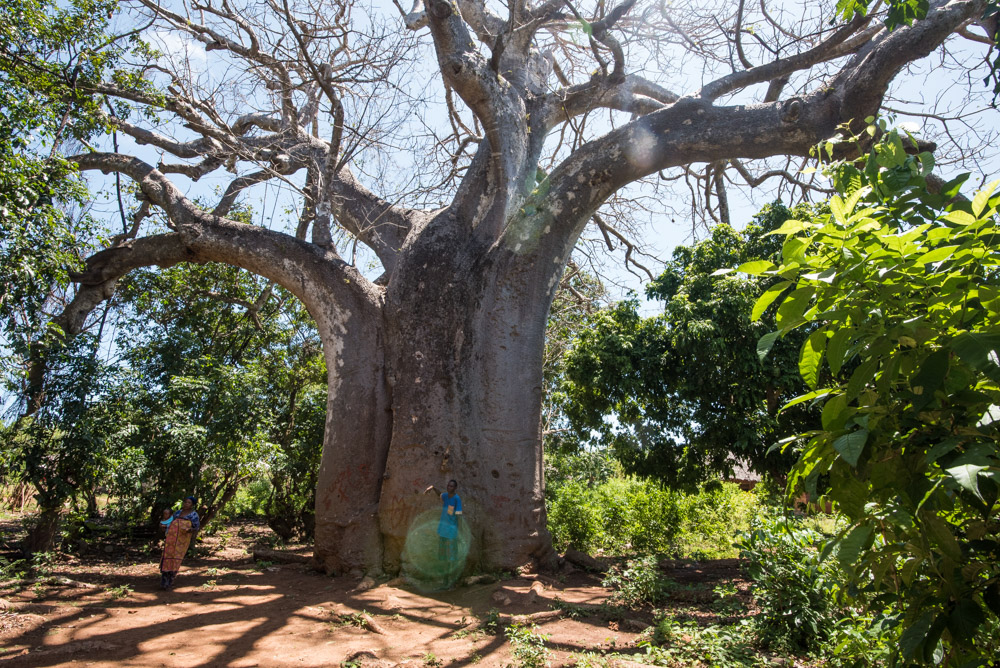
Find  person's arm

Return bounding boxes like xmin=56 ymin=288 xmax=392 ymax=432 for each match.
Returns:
xmin=455 ymin=497 xmax=463 ymax=516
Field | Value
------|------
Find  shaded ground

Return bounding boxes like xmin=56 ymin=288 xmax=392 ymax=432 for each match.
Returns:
xmin=1 ymin=519 xmax=751 ymax=667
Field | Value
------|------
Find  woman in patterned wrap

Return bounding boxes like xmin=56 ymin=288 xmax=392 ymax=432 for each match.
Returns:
xmin=159 ymin=496 xmax=199 ymax=590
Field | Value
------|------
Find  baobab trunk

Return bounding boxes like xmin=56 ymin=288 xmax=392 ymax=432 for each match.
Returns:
xmin=312 ymin=214 xmax=561 ymax=576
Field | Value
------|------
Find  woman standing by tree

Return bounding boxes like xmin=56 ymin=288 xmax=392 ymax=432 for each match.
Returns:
xmin=159 ymin=496 xmax=199 ymax=590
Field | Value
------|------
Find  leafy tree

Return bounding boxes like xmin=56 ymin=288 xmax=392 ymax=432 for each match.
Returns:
xmin=6 ymin=0 xmax=1000 ymax=575
xmin=744 ymin=125 xmax=1000 ymax=664
xmin=556 ymin=210 xmax=819 ymax=487
xmin=105 ymin=261 xmax=325 ymax=533
xmin=0 ymin=0 xmax=155 ymax=553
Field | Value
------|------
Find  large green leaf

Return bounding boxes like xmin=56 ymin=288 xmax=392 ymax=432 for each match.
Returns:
xmin=756 ymin=330 xmax=780 ymax=361
xmin=736 ymin=260 xmax=775 ymax=275
xmin=899 ymin=610 xmax=936 ymax=660
xmin=908 ymin=348 xmax=949 ymax=412
xmin=750 ymin=280 xmax=791 ymax=321
xmin=826 ymin=326 xmax=853 ymax=376
xmin=836 ymin=523 xmax=873 ymax=566
xmin=946 ymin=464 xmax=988 ymax=501
xmin=799 ymin=329 xmax=828 ymax=390
xmin=822 ymin=394 xmax=852 ymax=431
xmin=845 ymin=358 xmax=878 ymax=401
xmin=775 ymin=286 xmax=815 ymax=327
xmin=923 ymin=513 xmax=962 ymax=562
xmin=950 ymin=332 xmax=1000 ymax=383
xmin=833 ymin=429 xmax=868 ymax=467
xmin=971 ymin=180 xmax=999 ymax=217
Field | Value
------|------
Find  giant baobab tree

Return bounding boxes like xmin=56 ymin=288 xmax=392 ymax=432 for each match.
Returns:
xmin=9 ymin=0 xmax=1000 ymax=575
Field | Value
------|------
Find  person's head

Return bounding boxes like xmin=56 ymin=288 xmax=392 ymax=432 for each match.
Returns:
xmin=446 ymin=479 xmax=458 ymax=494
xmin=162 ymin=508 xmax=172 ymax=519
xmin=182 ymin=496 xmax=196 ymax=511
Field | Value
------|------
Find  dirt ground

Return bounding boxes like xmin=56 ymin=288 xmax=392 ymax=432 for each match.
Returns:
xmin=0 ymin=521 xmax=748 ymax=668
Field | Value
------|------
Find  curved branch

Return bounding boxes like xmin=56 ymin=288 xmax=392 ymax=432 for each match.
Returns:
xmin=69 ymin=152 xmax=376 ymax=312
xmin=328 ymin=167 xmax=422 ymax=275
xmin=542 ymin=74 xmax=680 ymax=128
xmin=698 ymin=14 xmax=878 ymax=101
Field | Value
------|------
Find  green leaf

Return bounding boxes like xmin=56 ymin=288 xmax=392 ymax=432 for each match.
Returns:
xmin=923 ymin=513 xmax=962 ymax=562
xmin=833 ymin=429 xmax=868 ymax=467
xmin=971 ymin=179 xmax=999 ymax=217
xmin=776 ymin=286 xmax=815 ymax=327
xmin=950 ymin=332 xmax=1000 ymax=383
xmin=767 ymin=218 xmax=809 ymax=237
xmin=780 ymin=389 xmax=834 ymax=412
xmin=837 ymin=523 xmax=873 ymax=566
xmin=900 ymin=610 xmax=936 ymax=660
xmin=735 ymin=260 xmax=775 ymax=275
xmin=946 ymin=464 xmax=988 ymax=501
xmin=948 ymin=599 xmax=986 ymax=642
xmin=826 ymin=327 xmax=853 ymax=376
xmin=943 ymin=210 xmax=977 ymax=226
xmin=799 ymin=330 xmax=828 ymax=390
xmin=909 ymin=348 xmax=949 ymax=412
xmin=845 ymin=358 xmax=878 ymax=401
xmin=757 ymin=331 xmax=780 ymax=361
xmin=914 ymin=245 xmax=958 ymax=265
xmin=822 ymin=394 xmax=852 ymax=431
xmin=751 ymin=281 xmax=791 ymax=321
xmin=830 ymin=195 xmax=847 ymax=225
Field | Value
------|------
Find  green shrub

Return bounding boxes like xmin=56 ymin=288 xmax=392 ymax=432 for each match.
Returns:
xmin=737 ymin=516 xmax=843 ymax=652
xmin=675 ymin=482 xmax=762 ymax=559
xmin=547 ymin=474 xmax=761 ymax=558
xmin=645 ymin=615 xmax=758 ymax=667
xmin=506 ymin=623 xmax=549 ymax=668
xmin=602 ymin=555 xmax=670 ymax=607
xmin=547 ymin=481 xmax=602 ymax=551
xmin=218 ymin=477 xmax=271 ymax=520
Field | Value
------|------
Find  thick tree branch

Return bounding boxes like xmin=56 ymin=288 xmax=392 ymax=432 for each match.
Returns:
xmin=69 ymin=152 xmax=377 ymax=312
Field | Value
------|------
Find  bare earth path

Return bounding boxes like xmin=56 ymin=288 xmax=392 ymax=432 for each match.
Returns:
xmin=0 ymin=523 xmax=747 ymax=668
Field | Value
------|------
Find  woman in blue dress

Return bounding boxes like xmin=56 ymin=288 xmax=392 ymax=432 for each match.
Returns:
xmin=425 ymin=479 xmax=462 ymax=562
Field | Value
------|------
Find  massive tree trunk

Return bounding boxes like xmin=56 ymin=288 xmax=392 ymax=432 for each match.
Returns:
xmin=312 ymin=211 xmax=562 ymax=576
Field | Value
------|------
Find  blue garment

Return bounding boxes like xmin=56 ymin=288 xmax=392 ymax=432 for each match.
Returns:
xmin=160 ymin=516 xmax=174 ymax=527
xmin=437 ymin=493 xmax=462 ymax=540
xmin=171 ymin=509 xmax=200 ymax=531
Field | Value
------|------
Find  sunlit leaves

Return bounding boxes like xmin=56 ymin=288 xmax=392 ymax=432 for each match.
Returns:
xmin=760 ymin=128 xmax=1000 ymax=661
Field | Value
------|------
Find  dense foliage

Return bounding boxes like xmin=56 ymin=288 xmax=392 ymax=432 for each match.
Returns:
xmin=743 ymin=125 xmax=1000 ymax=664
xmin=101 ymin=261 xmax=325 ymax=536
xmin=555 ymin=208 xmax=820 ymax=487
xmin=545 ymin=451 xmax=762 ymax=559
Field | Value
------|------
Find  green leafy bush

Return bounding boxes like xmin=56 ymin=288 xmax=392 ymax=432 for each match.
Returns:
xmin=743 ymin=124 xmax=1000 ymax=663
xmin=547 ymin=481 xmax=602 ymax=551
xmin=602 ymin=555 xmax=670 ymax=607
xmin=644 ymin=615 xmax=758 ymax=667
xmin=505 ymin=622 xmax=550 ymax=668
xmin=738 ymin=516 xmax=843 ymax=652
xmin=547 ymin=475 xmax=684 ymax=554
xmin=674 ymin=482 xmax=762 ymax=559
xmin=547 ymin=468 xmax=761 ymax=559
